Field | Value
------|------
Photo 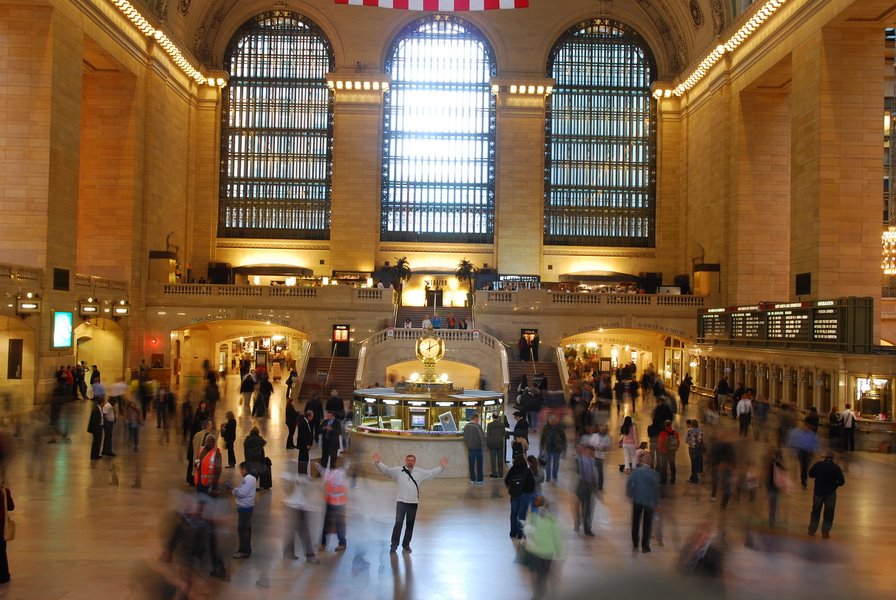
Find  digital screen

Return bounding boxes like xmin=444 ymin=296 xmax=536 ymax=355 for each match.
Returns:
xmin=52 ymin=311 xmax=73 ymax=349
xmin=410 ymin=414 xmax=426 ymax=427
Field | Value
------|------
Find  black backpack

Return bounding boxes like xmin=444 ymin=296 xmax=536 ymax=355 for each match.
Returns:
xmin=506 ymin=469 xmax=528 ymax=497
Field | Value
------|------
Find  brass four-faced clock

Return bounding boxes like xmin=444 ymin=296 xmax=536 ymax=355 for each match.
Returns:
xmin=415 ymin=333 xmax=445 ymax=363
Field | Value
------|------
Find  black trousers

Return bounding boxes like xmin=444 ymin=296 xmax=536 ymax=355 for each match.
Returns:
xmin=102 ymin=421 xmax=114 ymax=454
xmin=237 ymin=509 xmax=253 ymax=554
xmin=286 ymin=423 xmax=296 ymax=448
xmin=391 ymin=501 xmax=418 ymax=549
xmin=808 ymin=492 xmax=837 ymax=535
xmin=843 ymin=427 xmax=855 ymax=451
xmin=631 ymin=502 xmax=654 ymax=551
xmin=90 ymin=430 xmax=103 ymax=459
xmin=0 ymin=539 xmax=8 ymax=581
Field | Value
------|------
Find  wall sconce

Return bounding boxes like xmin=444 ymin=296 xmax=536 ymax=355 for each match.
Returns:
xmin=112 ymin=299 xmax=130 ymax=318
xmin=16 ymin=292 xmax=40 ymax=316
xmin=79 ymin=297 xmax=100 ymax=318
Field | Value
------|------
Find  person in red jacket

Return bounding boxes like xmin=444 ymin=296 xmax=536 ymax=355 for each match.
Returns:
xmin=657 ymin=420 xmax=680 ymax=485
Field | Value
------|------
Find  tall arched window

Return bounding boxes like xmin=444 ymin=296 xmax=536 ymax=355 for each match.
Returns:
xmin=544 ymin=19 xmax=656 ymax=247
xmin=219 ymin=12 xmax=334 ymax=240
xmin=382 ymin=15 xmax=496 ymax=243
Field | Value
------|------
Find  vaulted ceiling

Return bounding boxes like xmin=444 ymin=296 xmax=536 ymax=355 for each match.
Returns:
xmin=143 ymin=0 xmax=738 ymax=78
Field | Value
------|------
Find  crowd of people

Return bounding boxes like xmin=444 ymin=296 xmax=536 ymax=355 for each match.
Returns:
xmin=2 ymin=354 xmax=866 ymax=597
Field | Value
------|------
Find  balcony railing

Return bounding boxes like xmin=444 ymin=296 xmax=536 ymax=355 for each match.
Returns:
xmin=477 ymin=289 xmax=706 ymax=309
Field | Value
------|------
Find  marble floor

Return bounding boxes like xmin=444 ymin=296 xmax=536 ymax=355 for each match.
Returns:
xmin=2 ymin=376 xmax=895 ymax=600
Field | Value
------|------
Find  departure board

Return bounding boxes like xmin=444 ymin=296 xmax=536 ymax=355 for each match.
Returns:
xmin=730 ymin=310 xmax=764 ymax=339
xmin=700 ymin=311 xmax=727 ymax=339
xmin=697 ymin=297 xmax=872 ymax=353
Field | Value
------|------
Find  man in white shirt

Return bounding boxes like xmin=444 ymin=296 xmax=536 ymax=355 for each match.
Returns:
xmin=839 ymin=404 xmax=857 ymax=452
xmin=736 ymin=388 xmax=754 ymax=438
xmin=373 ymin=452 xmax=447 ymax=553
xmin=101 ymin=397 xmax=116 ymax=456
xmin=421 ymin=316 xmax=432 ymax=329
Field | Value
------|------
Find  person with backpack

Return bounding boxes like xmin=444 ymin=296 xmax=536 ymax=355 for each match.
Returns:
xmin=505 ymin=454 xmax=536 ymax=539
xmin=685 ymin=419 xmax=705 ymax=484
xmin=657 ymin=420 xmax=680 ymax=485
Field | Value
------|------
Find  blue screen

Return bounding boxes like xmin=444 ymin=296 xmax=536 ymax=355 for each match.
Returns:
xmin=52 ymin=311 xmax=73 ymax=349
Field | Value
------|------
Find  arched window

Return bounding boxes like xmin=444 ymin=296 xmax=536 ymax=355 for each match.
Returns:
xmin=544 ymin=19 xmax=656 ymax=247
xmin=219 ymin=12 xmax=334 ymax=240
xmin=382 ymin=15 xmax=496 ymax=243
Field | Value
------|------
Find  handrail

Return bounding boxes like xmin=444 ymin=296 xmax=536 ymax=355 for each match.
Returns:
xmin=555 ymin=345 xmax=571 ymax=400
xmin=292 ymin=339 xmax=312 ymax=399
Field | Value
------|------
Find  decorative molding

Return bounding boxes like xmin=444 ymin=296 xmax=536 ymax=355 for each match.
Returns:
xmin=378 ymin=245 xmax=494 ymax=255
xmin=178 ymin=0 xmax=191 ymax=17
xmin=635 ymin=0 xmax=687 ymax=72
xmin=710 ymin=0 xmax=725 ymax=35
xmin=216 ymin=240 xmax=331 ymax=251
xmin=542 ymin=248 xmax=656 ymax=258
xmin=689 ymin=0 xmax=705 ymax=29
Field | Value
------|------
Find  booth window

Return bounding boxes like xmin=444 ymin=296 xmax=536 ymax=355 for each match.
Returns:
xmin=544 ymin=19 xmax=657 ymax=247
xmin=219 ymin=12 xmax=334 ymax=240
xmin=381 ymin=15 xmax=497 ymax=243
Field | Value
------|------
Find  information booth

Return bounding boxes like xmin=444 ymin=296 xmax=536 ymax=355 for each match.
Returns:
xmin=351 ymin=383 xmax=505 ymax=479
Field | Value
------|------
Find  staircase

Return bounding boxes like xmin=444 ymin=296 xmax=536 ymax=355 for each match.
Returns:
xmin=298 ymin=356 xmax=358 ymax=400
xmin=507 ymin=360 xmax=563 ymax=393
xmin=396 ymin=306 xmax=473 ymax=329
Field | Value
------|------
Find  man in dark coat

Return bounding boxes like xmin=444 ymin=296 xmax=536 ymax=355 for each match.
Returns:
xmin=297 ymin=410 xmax=314 ymax=476
xmin=320 ymin=410 xmax=342 ymax=469
xmin=87 ymin=397 xmax=104 ymax=460
xmin=285 ymin=399 xmax=298 ymax=449
xmin=808 ymin=451 xmax=846 ymax=539
xmin=305 ymin=393 xmax=324 ymax=445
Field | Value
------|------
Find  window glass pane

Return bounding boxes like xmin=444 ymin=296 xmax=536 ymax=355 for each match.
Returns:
xmin=544 ymin=19 xmax=656 ymax=247
xmin=381 ymin=16 xmax=496 ymax=243
xmin=219 ymin=12 xmax=334 ymax=240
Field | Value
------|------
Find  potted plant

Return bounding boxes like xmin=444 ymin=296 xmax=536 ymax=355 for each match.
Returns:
xmin=455 ymin=258 xmax=478 ymax=308
xmin=389 ymin=256 xmax=412 ymax=305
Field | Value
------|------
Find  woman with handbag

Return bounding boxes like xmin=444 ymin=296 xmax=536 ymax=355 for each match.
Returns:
xmin=0 ymin=482 xmax=14 ymax=583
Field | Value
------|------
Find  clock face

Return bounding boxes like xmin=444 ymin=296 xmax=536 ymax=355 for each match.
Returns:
xmin=416 ymin=335 xmax=444 ymax=361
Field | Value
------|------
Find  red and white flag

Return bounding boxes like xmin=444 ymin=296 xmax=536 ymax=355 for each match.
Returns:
xmin=335 ymin=0 xmax=529 ymax=10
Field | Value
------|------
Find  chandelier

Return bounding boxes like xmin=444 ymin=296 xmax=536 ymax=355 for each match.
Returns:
xmin=884 ymin=227 xmax=896 ymax=274
xmin=885 ymin=109 xmax=896 ymax=274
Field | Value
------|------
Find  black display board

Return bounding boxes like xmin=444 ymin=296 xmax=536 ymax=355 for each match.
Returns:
xmin=697 ymin=297 xmax=872 ymax=353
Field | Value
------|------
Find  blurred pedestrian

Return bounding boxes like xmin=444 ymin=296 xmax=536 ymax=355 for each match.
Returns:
xmin=539 ymin=415 xmax=566 ymax=484
xmin=685 ymin=419 xmax=705 ymax=484
xmin=523 ymin=496 xmax=563 ymax=600
xmin=505 ymin=454 xmax=535 ymax=540
xmin=221 ymin=411 xmax=237 ymax=468
xmin=229 ymin=461 xmax=257 ymax=558
xmin=627 ymin=452 xmax=660 ymax=553
xmin=807 ymin=451 xmax=845 ymax=539
xmin=486 ymin=413 xmax=506 ymax=478
xmin=573 ymin=444 xmax=597 ymax=537
xmin=0 ymin=482 xmax=15 ymax=583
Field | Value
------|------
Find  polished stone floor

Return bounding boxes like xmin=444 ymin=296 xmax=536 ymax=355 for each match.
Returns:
xmin=3 ymin=376 xmax=895 ymax=599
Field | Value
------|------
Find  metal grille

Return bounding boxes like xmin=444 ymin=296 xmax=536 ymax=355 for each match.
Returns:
xmin=544 ymin=19 xmax=656 ymax=247
xmin=219 ymin=12 xmax=334 ymax=240
xmin=381 ymin=15 xmax=496 ymax=243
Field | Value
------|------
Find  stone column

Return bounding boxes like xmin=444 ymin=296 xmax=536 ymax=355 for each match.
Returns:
xmin=492 ymin=78 xmax=553 ymax=275
xmin=790 ymin=26 xmax=881 ymax=335
xmin=327 ymin=75 xmax=390 ymax=274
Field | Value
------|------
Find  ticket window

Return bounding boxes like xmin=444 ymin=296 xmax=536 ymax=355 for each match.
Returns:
xmin=855 ymin=377 xmax=891 ymax=420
